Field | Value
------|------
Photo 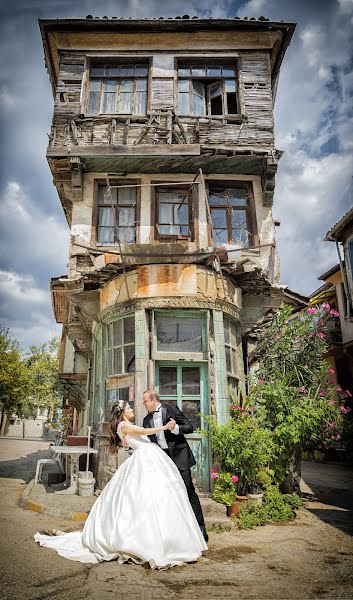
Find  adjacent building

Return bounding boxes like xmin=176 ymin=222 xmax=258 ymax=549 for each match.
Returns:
xmin=39 ymin=15 xmax=302 ymax=490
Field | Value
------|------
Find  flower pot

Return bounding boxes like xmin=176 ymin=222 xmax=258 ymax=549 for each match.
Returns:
xmin=226 ymin=495 xmax=248 ymax=517
xmin=247 ymin=492 xmax=264 ymax=506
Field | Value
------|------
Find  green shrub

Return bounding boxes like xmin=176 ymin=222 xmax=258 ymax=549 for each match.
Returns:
xmin=233 ymin=486 xmax=302 ymax=530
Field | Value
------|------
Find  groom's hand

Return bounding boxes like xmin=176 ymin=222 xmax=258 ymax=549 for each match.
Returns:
xmin=167 ymin=418 xmax=176 ymax=431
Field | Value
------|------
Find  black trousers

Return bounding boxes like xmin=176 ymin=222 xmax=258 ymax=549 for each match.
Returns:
xmin=163 ymin=448 xmax=205 ymax=529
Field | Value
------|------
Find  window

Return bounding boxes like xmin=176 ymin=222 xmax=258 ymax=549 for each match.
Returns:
xmin=178 ymin=63 xmax=238 ymax=116
xmin=157 ymin=364 xmax=204 ymax=429
xmin=87 ymin=63 xmax=148 ymax=116
xmin=224 ymin=315 xmax=239 ymax=377
xmin=105 ymin=385 xmax=135 ymax=422
xmin=155 ymin=188 xmax=192 ymax=240
xmin=106 ymin=316 xmax=135 ymax=376
xmin=209 ymin=185 xmax=256 ymax=247
xmin=156 ymin=315 xmax=203 ymax=353
xmin=97 ymin=185 xmax=137 ymax=245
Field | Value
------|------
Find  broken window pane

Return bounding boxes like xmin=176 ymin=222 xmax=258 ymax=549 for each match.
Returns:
xmin=178 ymin=62 xmax=237 ymax=117
xmin=156 ymin=316 xmax=202 ymax=352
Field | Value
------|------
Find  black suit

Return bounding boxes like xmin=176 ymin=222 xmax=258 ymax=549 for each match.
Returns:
xmin=143 ymin=404 xmax=205 ymax=530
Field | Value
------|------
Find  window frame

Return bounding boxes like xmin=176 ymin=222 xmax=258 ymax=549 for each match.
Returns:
xmin=152 ymin=185 xmax=195 ymax=242
xmin=93 ymin=179 xmax=140 ymax=247
xmin=85 ymin=59 xmax=150 ymax=117
xmin=207 ymin=181 xmax=258 ymax=248
xmin=105 ymin=315 xmax=136 ymax=377
xmin=152 ymin=310 xmax=208 ymax=361
xmin=177 ymin=61 xmax=240 ymax=118
xmin=223 ymin=315 xmax=240 ymax=378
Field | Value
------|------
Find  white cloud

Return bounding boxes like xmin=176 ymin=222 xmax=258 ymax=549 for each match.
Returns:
xmin=0 ymin=271 xmax=48 ymax=304
xmin=0 ymin=180 xmax=69 ymax=278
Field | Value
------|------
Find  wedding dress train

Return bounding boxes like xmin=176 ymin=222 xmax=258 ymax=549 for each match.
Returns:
xmin=34 ymin=423 xmax=207 ymax=568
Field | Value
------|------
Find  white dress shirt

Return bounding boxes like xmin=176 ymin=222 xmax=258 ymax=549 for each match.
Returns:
xmin=152 ymin=403 xmax=180 ymax=449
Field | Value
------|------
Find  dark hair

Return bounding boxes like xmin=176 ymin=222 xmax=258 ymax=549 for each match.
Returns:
xmin=109 ymin=402 xmax=129 ymax=451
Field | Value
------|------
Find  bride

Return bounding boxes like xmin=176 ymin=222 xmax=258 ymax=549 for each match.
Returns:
xmin=34 ymin=401 xmax=207 ymax=569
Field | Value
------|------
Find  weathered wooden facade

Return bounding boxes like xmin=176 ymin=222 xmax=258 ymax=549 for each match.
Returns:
xmin=40 ymin=15 xmax=301 ymax=490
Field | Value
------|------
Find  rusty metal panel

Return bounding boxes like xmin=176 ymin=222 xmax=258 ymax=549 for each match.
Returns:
xmin=137 ymin=264 xmax=197 ymax=297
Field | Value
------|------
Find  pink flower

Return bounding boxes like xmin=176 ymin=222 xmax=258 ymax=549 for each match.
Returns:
xmin=211 ymin=468 xmax=218 ymax=474
xmin=328 ymin=368 xmax=335 ymax=375
xmin=252 ymin=405 xmax=257 ymax=410
xmin=319 ymin=390 xmax=328 ymax=397
xmin=309 ymin=332 xmax=316 ymax=338
xmin=340 ymin=406 xmax=352 ymax=414
xmin=346 ymin=390 xmax=352 ymax=397
xmin=231 ymin=475 xmax=239 ymax=483
xmin=317 ymin=332 xmax=326 ymax=340
xmin=258 ymin=379 xmax=265 ymax=385
xmin=307 ymin=308 xmax=317 ymax=314
xmin=211 ymin=472 xmax=219 ymax=480
xmin=299 ymin=386 xmax=308 ymax=393
xmin=329 ymin=309 xmax=340 ymax=318
xmin=329 ymin=421 xmax=335 ymax=429
xmin=335 ymin=434 xmax=341 ymax=440
xmin=322 ymin=302 xmax=330 ymax=311
xmin=244 ymin=411 xmax=250 ymax=416
xmin=336 ymin=385 xmax=343 ymax=393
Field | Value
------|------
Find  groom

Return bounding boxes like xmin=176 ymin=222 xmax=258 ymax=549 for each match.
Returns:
xmin=142 ymin=389 xmax=208 ymax=542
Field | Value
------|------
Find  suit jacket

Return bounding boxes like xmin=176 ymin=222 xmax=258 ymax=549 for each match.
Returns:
xmin=143 ymin=404 xmax=196 ymax=471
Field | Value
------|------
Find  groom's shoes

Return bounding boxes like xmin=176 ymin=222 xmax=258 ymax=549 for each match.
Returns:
xmin=200 ymin=526 xmax=209 ymax=543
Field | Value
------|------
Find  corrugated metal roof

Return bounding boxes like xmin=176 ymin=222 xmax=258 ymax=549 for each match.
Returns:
xmin=325 ymin=206 xmax=353 ymax=241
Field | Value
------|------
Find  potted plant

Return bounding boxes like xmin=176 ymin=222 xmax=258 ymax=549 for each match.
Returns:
xmin=206 ymin=406 xmax=275 ymax=498
xmin=211 ymin=469 xmax=245 ymax=516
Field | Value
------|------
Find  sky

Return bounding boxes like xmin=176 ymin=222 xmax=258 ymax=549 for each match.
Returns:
xmin=0 ymin=0 xmax=352 ymax=350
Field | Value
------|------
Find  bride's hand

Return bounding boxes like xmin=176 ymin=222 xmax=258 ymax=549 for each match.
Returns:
xmin=164 ymin=422 xmax=174 ymax=431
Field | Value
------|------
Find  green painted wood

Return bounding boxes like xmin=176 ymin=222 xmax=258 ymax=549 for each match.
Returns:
xmin=155 ymin=361 xmax=210 ymax=491
xmin=212 ymin=310 xmax=229 ymax=425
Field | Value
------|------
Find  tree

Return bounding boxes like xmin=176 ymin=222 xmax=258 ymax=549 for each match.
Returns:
xmin=250 ymin=304 xmax=344 ymax=492
xmin=0 ymin=328 xmax=29 ymax=434
xmin=25 ymin=337 xmax=61 ymax=417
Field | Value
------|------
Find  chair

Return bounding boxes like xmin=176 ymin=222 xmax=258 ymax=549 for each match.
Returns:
xmin=34 ymin=439 xmax=65 ymax=485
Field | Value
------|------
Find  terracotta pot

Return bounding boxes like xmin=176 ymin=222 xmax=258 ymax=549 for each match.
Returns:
xmin=226 ymin=495 xmax=248 ymax=517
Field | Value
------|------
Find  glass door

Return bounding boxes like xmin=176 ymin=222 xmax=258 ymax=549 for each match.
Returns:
xmin=155 ymin=362 xmax=210 ymax=491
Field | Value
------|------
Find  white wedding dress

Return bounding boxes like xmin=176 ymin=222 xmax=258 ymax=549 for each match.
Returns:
xmin=34 ymin=423 xmax=207 ymax=569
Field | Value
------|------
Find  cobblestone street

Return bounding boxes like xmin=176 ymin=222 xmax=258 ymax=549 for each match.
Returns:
xmin=1 ymin=438 xmax=353 ymax=600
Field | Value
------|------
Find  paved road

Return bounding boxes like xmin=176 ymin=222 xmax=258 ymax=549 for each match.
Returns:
xmin=1 ymin=438 xmax=353 ymax=600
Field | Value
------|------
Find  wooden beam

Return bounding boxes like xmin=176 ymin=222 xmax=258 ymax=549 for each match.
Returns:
xmin=47 ymin=144 xmax=201 ymax=157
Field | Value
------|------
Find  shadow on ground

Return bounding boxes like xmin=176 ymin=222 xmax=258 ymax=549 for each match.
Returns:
xmin=0 ymin=448 xmax=51 ymax=482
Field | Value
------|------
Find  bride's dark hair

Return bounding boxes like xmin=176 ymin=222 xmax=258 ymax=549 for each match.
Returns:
xmin=109 ymin=402 xmax=129 ymax=451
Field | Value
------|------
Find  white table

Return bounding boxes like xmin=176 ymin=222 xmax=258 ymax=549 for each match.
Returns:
xmin=50 ymin=445 xmax=97 ymax=495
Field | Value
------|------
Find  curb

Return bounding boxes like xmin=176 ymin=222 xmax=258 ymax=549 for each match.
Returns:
xmin=19 ymin=479 xmax=89 ymax=521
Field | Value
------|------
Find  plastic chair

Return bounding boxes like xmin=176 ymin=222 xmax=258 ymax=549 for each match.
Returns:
xmin=34 ymin=438 xmax=65 ymax=485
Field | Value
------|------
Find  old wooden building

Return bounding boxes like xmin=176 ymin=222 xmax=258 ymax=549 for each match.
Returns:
xmin=40 ymin=15 xmax=302 ymax=490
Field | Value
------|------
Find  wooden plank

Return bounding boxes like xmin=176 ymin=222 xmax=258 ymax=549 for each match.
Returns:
xmin=47 ymin=144 xmax=201 ymax=157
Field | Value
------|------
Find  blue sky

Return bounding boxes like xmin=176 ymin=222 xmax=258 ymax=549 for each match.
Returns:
xmin=0 ymin=0 xmax=352 ymax=349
